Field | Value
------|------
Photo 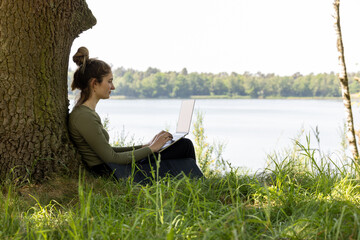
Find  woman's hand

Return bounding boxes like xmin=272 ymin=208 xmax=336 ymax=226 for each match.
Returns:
xmin=144 ymin=130 xmax=168 ymax=146
xmin=148 ymin=131 xmax=173 ymax=152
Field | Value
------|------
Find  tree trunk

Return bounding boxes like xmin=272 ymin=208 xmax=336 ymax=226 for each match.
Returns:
xmin=0 ymin=0 xmax=96 ymax=181
xmin=333 ymin=0 xmax=359 ymax=160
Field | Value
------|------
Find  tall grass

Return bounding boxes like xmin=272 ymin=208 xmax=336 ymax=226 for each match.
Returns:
xmin=193 ymin=111 xmax=227 ymax=177
xmin=1 ymin=116 xmax=360 ymax=239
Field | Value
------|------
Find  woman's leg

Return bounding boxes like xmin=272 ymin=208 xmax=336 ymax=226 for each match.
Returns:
xmin=159 ymin=138 xmax=196 ymax=160
xmin=107 ymin=138 xmax=203 ymax=183
xmin=134 ymin=157 xmax=203 ymax=183
xmin=161 ymin=158 xmax=203 ymax=178
xmin=133 ymin=157 xmax=172 ymax=183
xmin=156 ymin=138 xmax=203 ymax=178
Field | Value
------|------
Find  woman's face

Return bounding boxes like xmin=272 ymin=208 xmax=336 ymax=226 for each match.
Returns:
xmin=94 ymin=72 xmax=115 ymax=99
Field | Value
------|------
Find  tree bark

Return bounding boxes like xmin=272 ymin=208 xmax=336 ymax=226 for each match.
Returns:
xmin=333 ymin=0 xmax=359 ymax=160
xmin=0 ymin=0 xmax=96 ymax=181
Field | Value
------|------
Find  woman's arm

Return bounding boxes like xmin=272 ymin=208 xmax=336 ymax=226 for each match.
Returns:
xmin=113 ymin=131 xmax=172 ymax=152
xmin=74 ymin=112 xmax=152 ymax=164
xmin=112 ymin=145 xmax=142 ymax=152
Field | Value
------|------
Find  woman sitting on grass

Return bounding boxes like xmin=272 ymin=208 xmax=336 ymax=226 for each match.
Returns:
xmin=68 ymin=47 xmax=203 ymax=183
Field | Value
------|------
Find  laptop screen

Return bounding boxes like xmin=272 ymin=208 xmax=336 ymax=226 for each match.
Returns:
xmin=176 ymin=100 xmax=195 ymax=133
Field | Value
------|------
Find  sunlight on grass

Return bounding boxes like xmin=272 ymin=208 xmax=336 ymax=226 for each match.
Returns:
xmin=26 ymin=197 xmax=64 ymax=229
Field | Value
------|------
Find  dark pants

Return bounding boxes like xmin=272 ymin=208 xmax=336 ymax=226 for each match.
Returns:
xmin=90 ymin=138 xmax=203 ymax=184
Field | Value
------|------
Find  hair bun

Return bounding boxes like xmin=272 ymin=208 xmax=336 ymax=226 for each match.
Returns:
xmin=73 ymin=47 xmax=89 ymax=67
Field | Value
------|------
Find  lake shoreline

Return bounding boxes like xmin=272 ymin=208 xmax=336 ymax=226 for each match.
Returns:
xmin=69 ymin=94 xmax=353 ymax=101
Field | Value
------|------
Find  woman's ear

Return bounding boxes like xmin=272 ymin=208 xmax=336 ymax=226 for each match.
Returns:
xmin=90 ymin=78 xmax=97 ymax=90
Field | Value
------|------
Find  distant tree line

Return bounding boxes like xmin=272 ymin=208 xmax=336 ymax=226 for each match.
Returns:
xmin=68 ymin=67 xmax=360 ymax=98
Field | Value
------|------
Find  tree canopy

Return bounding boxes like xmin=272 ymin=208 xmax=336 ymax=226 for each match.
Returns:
xmin=68 ymin=68 xmax=360 ymax=98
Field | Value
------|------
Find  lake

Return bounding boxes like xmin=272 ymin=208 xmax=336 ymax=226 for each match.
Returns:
xmin=70 ymin=99 xmax=360 ymax=171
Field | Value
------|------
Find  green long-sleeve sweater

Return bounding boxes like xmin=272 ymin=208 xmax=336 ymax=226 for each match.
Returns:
xmin=68 ymin=105 xmax=152 ymax=167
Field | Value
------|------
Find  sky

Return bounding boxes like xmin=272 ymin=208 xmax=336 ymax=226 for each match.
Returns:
xmin=70 ymin=0 xmax=360 ymax=76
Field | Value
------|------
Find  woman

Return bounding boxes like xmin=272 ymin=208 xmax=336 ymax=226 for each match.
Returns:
xmin=68 ymin=47 xmax=203 ymax=183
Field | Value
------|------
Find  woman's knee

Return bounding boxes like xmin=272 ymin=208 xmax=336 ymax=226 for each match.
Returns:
xmin=178 ymin=138 xmax=196 ymax=160
xmin=179 ymin=138 xmax=194 ymax=147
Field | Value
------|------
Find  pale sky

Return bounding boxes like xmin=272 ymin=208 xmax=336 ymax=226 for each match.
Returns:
xmin=70 ymin=0 xmax=360 ymax=76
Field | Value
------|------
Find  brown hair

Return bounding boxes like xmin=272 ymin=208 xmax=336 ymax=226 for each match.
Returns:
xmin=71 ymin=47 xmax=111 ymax=106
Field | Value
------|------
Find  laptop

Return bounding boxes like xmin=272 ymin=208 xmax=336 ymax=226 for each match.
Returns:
xmin=159 ymin=100 xmax=195 ymax=152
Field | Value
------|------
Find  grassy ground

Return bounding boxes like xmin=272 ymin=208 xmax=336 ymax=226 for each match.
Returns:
xmin=2 ymin=115 xmax=360 ymax=239
xmin=1 ymin=148 xmax=360 ymax=239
